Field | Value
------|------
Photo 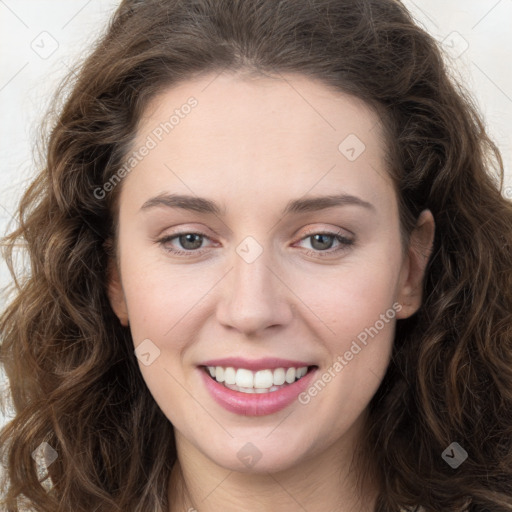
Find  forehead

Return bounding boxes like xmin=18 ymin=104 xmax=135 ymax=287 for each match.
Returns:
xmin=138 ymin=71 xmax=384 ymax=154
xmin=123 ymin=71 xmax=394 ymax=215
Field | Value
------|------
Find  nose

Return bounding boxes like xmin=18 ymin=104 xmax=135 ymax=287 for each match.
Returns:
xmin=215 ymin=243 xmax=294 ymax=337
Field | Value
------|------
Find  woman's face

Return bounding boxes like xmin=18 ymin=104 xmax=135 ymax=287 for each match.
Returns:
xmin=108 ymin=71 xmax=433 ymax=473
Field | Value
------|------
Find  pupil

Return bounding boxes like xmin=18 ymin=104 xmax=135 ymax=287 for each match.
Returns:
xmin=311 ymin=234 xmax=333 ymax=250
xmin=180 ymin=233 xmax=202 ymax=250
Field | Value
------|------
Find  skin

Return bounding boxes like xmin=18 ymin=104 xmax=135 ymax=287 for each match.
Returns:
xmin=107 ymin=71 xmax=435 ymax=512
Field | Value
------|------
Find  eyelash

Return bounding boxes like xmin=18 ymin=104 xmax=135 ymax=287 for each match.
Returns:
xmin=157 ymin=228 xmax=354 ymax=258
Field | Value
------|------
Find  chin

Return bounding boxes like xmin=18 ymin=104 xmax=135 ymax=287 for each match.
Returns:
xmin=194 ymin=429 xmax=318 ymax=475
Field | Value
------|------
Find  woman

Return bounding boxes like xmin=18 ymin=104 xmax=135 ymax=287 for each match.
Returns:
xmin=1 ymin=0 xmax=511 ymax=511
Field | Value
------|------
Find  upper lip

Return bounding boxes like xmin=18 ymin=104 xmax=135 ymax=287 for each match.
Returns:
xmin=199 ymin=357 xmax=315 ymax=372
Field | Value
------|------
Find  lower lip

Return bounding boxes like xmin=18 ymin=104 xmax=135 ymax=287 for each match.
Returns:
xmin=199 ymin=367 xmax=318 ymax=416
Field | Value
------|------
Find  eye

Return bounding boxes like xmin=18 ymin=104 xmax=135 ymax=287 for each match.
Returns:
xmin=157 ymin=231 xmax=213 ymax=256
xmin=295 ymin=229 xmax=354 ymax=258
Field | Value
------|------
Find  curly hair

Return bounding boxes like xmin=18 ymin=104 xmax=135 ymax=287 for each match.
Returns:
xmin=1 ymin=0 xmax=511 ymax=510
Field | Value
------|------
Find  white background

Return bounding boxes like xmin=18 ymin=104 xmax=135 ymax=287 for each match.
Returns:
xmin=1 ymin=1 xmax=511 ymax=423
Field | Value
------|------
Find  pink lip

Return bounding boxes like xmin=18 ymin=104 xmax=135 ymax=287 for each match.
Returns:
xmin=200 ymin=357 xmax=313 ymax=372
xmin=199 ymin=366 xmax=318 ymax=416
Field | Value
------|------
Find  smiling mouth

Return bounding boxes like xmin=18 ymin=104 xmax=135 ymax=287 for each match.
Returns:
xmin=201 ymin=365 xmax=317 ymax=394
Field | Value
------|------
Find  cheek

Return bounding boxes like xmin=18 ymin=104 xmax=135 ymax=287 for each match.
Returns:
xmin=296 ymin=264 xmax=400 ymax=426
xmin=117 ymin=240 xmax=208 ymax=341
xmin=292 ymin=252 xmax=403 ymax=341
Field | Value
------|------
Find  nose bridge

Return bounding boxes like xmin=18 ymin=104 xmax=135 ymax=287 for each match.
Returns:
xmin=234 ymin=235 xmax=274 ymax=296
xmin=216 ymin=234 xmax=293 ymax=334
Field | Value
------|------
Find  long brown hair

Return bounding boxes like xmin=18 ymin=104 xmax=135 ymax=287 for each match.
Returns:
xmin=1 ymin=0 xmax=511 ymax=510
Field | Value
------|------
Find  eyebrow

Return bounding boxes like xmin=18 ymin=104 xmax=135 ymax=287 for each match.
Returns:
xmin=140 ymin=192 xmax=375 ymax=216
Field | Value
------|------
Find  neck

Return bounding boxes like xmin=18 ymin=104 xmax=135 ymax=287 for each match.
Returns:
xmin=168 ymin=414 xmax=379 ymax=512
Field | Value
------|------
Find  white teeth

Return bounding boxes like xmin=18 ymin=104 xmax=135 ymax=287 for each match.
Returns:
xmin=297 ymin=367 xmax=307 ymax=378
xmin=235 ymin=368 xmax=254 ymax=388
xmin=253 ymin=369 xmax=273 ymax=388
xmin=224 ymin=367 xmax=236 ymax=385
xmin=215 ymin=366 xmax=224 ymax=382
xmin=285 ymin=367 xmax=296 ymax=383
xmin=273 ymin=368 xmax=286 ymax=385
xmin=207 ymin=365 xmax=310 ymax=391
xmin=224 ymin=383 xmax=274 ymax=394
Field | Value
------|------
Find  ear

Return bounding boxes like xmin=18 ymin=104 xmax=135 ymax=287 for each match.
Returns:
xmin=106 ymin=254 xmax=129 ymax=327
xmin=395 ymin=209 xmax=435 ymax=319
